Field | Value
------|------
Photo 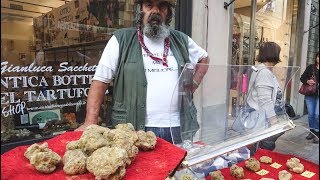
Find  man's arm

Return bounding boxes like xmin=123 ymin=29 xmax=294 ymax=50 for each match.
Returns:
xmin=75 ymin=80 xmax=108 ymax=131
xmin=192 ymin=56 xmax=210 ymax=93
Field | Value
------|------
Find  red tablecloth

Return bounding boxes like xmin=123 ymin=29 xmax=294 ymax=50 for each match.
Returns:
xmin=1 ymin=131 xmax=187 ymax=180
xmin=206 ymin=149 xmax=319 ymax=180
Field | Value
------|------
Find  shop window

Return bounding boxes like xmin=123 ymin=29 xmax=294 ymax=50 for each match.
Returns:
xmin=230 ymin=0 xmax=296 ymax=116
xmin=1 ymin=0 xmax=136 ymax=146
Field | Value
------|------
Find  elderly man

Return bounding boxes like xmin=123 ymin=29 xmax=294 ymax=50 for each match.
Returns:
xmin=76 ymin=0 xmax=209 ymax=144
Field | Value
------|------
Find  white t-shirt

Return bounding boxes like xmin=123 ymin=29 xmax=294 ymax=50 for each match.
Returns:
xmin=93 ymin=34 xmax=208 ymax=127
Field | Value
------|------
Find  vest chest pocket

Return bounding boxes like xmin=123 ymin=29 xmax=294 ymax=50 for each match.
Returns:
xmin=111 ymin=102 xmax=128 ymax=122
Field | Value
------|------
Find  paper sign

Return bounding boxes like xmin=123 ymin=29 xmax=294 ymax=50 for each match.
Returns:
xmin=20 ymin=114 xmax=29 ymax=124
xmin=270 ymin=162 xmax=282 ymax=169
xmin=180 ymin=174 xmax=193 ymax=180
xmin=301 ymin=171 xmax=316 ymax=178
xmin=256 ymin=169 xmax=269 ymax=176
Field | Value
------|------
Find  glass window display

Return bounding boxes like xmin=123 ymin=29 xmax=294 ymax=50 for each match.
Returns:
xmin=170 ymin=64 xmax=300 ymax=162
xmin=169 ymin=64 xmax=318 ymax=179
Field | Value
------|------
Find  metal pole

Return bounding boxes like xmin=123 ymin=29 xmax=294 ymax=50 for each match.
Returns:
xmin=248 ymin=0 xmax=257 ymax=65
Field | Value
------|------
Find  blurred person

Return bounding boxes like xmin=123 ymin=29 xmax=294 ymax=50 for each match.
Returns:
xmin=300 ymin=51 xmax=319 ymax=143
xmin=76 ymin=0 xmax=209 ymax=144
xmin=247 ymin=42 xmax=287 ymax=152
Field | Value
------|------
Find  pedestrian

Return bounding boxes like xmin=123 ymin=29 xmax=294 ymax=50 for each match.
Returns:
xmin=76 ymin=0 xmax=209 ymax=144
xmin=247 ymin=42 xmax=287 ymax=153
xmin=300 ymin=51 xmax=319 ymax=143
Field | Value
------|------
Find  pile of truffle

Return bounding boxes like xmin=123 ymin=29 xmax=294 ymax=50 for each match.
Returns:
xmin=209 ymin=156 xmax=305 ymax=180
xmin=24 ymin=123 xmax=157 ymax=179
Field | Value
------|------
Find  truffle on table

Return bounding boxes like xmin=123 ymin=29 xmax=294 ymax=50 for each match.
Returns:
xmin=134 ymin=130 xmax=157 ymax=151
xmin=66 ymin=125 xmax=110 ymax=154
xmin=78 ymin=132 xmax=109 ymax=155
xmin=209 ymin=170 xmax=225 ymax=180
xmin=112 ymin=139 xmax=139 ymax=166
xmin=286 ymin=158 xmax=304 ymax=174
xmin=115 ymin=123 xmax=135 ymax=132
xmin=86 ymin=146 xmax=128 ymax=180
xmin=63 ymin=149 xmax=87 ymax=175
xmin=66 ymin=140 xmax=80 ymax=150
xmin=245 ymin=158 xmax=260 ymax=172
xmin=230 ymin=164 xmax=244 ymax=179
xmin=24 ymin=142 xmax=50 ymax=160
xmin=259 ymin=156 xmax=272 ymax=164
xmin=24 ymin=142 xmax=61 ymax=174
xmin=104 ymin=129 xmax=138 ymax=144
xmin=278 ymin=170 xmax=292 ymax=180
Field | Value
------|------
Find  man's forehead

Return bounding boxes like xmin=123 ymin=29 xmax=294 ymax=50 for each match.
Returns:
xmin=139 ymin=0 xmax=175 ymax=5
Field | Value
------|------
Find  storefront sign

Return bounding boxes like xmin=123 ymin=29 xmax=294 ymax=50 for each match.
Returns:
xmin=1 ymin=61 xmax=96 ymax=117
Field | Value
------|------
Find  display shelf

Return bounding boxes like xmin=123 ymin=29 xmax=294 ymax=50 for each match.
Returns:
xmin=180 ymin=120 xmax=295 ymax=167
xmin=1 ymin=131 xmax=187 ymax=179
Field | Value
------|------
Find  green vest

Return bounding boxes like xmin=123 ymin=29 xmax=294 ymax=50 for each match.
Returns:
xmin=112 ymin=27 xmax=199 ymax=140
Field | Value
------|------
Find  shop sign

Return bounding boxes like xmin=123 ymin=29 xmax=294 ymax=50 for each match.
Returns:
xmin=1 ymin=61 xmax=96 ymax=117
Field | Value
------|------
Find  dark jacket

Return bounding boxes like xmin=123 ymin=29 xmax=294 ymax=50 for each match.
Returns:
xmin=300 ymin=64 xmax=319 ymax=96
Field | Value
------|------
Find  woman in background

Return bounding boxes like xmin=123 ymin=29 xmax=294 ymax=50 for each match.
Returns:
xmin=247 ymin=42 xmax=286 ymax=153
xmin=300 ymin=51 xmax=319 ymax=144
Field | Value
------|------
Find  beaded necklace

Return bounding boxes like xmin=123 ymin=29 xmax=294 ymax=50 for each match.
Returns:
xmin=137 ymin=26 xmax=170 ymax=67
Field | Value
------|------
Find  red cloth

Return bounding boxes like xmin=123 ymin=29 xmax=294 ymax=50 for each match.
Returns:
xmin=1 ymin=131 xmax=187 ymax=180
xmin=206 ymin=149 xmax=319 ymax=180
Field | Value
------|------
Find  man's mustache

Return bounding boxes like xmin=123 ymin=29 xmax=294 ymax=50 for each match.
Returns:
xmin=148 ymin=13 xmax=162 ymax=24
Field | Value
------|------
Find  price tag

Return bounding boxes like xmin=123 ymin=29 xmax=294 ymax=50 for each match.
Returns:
xmin=256 ymin=169 xmax=269 ymax=176
xmin=301 ymin=171 xmax=316 ymax=178
xmin=270 ymin=162 xmax=282 ymax=169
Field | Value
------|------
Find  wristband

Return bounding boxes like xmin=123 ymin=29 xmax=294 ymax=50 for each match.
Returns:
xmin=193 ymin=79 xmax=199 ymax=86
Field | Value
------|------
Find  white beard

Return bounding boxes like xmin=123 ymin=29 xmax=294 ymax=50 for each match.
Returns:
xmin=143 ymin=23 xmax=170 ymax=40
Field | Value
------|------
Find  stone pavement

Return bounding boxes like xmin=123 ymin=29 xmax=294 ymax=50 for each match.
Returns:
xmin=274 ymin=115 xmax=319 ymax=164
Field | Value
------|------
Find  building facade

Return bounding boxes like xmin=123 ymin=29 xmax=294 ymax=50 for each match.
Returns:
xmin=190 ymin=0 xmax=318 ymax=121
xmin=1 ymin=0 xmax=318 ymax=147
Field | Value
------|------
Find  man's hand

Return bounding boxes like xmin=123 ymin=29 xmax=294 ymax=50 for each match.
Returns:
xmin=75 ymin=81 xmax=108 ymax=131
xmin=192 ymin=56 xmax=210 ymax=93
